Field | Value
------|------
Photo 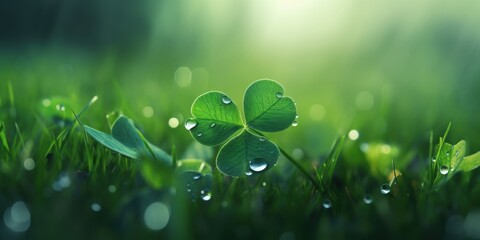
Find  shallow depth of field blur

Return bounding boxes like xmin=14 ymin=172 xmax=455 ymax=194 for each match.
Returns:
xmin=1 ymin=0 xmax=480 ymax=239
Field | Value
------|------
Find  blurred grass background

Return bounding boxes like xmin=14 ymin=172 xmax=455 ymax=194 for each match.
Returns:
xmin=1 ymin=0 xmax=480 ymax=159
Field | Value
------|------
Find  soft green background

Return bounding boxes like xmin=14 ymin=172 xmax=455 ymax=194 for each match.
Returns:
xmin=2 ymin=0 xmax=479 ymax=158
xmin=1 ymin=0 xmax=480 ymax=239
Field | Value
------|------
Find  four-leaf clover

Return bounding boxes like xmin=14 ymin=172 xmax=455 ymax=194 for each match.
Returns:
xmin=185 ymin=79 xmax=297 ymax=177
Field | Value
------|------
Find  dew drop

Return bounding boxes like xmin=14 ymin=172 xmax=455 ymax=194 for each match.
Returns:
xmin=184 ymin=118 xmax=198 ymax=130
xmin=210 ymin=122 xmax=216 ymax=128
xmin=91 ymin=203 xmax=102 ymax=212
xmin=295 ymin=114 xmax=299 ymax=119
xmin=56 ymin=104 xmax=65 ymax=112
xmin=201 ymin=190 xmax=212 ymax=201
xmin=245 ymin=170 xmax=253 ymax=176
xmin=4 ymin=201 xmax=31 ymax=232
xmin=144 ymin=202 xmax=170 ymax=230
xmin=42 ymin=98 xmax=51 ymax=107
xmin=276 ymin=92 xmax=283 ymax=98
xmin=380 ymin=183 xmax=391 ymax=194
xmin=249 ymin=158 xmax=268 ymax=172
xmin=262 ymin=182 xmax=267 ymax=187
xmin=432 ymin=156 xmax=437 ymax=163
xmin=455 ymin=150 xmax=459 ymax=157
xmin=221 ymin=96 xmax=232 ymax=105
xmin=23 ymin=158 xmax=35 ymax=171
xmin=168 ymin=117 xmax=180 ymax=128
xmin=259 ymin=137 xmax=267 ymax=142
xmin=322 ymin=199 xmax=332 ymax=209
xmin=440 ymin=165 xmax=449 ymax=175
xmin=292 ymin=121 xmax=298 ymax=127
xmin=363 ymin=194 xmax=373 ymax=204
xmin=197 ymin=132 xmax=203 ymax=137
xmin=192 ymin=173 xmax=202 ymax=180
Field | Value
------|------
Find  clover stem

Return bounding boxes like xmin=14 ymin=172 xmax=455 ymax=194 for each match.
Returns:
xmin=278 ymin=147 xmax=321 ymax=191
xmin=248 ymin=129 xmax=320 ymax=190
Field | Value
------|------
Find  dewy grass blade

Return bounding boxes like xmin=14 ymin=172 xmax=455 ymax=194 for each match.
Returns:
xmin=0 ymin=122 xmax=10 ymax=153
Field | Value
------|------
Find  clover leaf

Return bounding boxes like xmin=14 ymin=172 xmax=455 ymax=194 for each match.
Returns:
xmin=84 ymin=116 xmax=172 ymax=166
xmin=186 ymin=79 xmax=297 ymax=177
xmin=186 ymin=91 xmax=243 ymax=146
xmin=244 ymin=79 xmax=297 ymax=132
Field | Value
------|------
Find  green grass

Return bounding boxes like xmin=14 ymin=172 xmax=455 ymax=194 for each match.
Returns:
xmin=3 ymin=1 xmax=480 ymax=238
xmin=1 ymin=66 xmax=480 ymax=239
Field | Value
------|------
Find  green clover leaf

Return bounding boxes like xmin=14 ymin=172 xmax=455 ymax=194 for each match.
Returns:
xmin=186 ymin=91 xmax=243 ymax=146
xmin=244 ymin=79 xmax=297 ymax=132
xmin=186 ymin=79 xmax=297 ymax=177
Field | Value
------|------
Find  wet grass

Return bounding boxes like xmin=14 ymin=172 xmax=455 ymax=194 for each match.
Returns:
xmin=1 ymin=52 xmax=480 ymax=240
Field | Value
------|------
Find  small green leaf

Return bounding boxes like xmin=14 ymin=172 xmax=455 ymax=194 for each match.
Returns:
xmin=106 ymin=111 xmax=122 ymax=129
xmin=176 ymin=159 xmax=213 ymax=201
xmin=450 ymin=140 xmax=466 ymax=170
xmin=459 ymin=151 xmax=480 ymax=172
xmin=112 ymin=116 xmax=145 ymax=149
xmin=84 ymin=125 xmax=137 ymax=159
xmin=141 ymin=142 xmax=173 ymax=166
xmin=244 ymin=79 xmax=297 ymax=132
xmin=216 ymin=130 xmax=279 ymax=177
xmin=188 ymin=91 xmax=243 ymax=146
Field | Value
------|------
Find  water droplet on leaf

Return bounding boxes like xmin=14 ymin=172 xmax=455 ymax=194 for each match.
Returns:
xmin=210 ymin=122 xmax=216 ymax=128
xmin=201 ymin=190 xmax=212 ymax=201
xmin=363 ymin=194 xmax=373 ymax=204
xmin=221 ymin=96 xmax=232 ymax=104
xmin=184 ymin=118 xmax=198 ymax=130
xmin=197 ymin=133 xmax=203 ymax=137
xmin=276 ymin=92 xmax=283 ymax=98
xmin=432 ymin=156 xmax=437 ymax=163
xmin=192 ymin=173 xmax=202 ymax=180
xmin=380 ymin=183 xmax=391 ymax=194
xmin=249 ymin=158 xmax=268 ymax=172
xmin=322 ymin=199 xmax=332 ymax=209
xmin=245 ymin=170 xmax=253 ymax=176
xmin=259 ymin=137 xmax=267 ymax=142
xmin=292 ymin=121 xmax=298 ymax=127
xmin=440 ymin=165 xmax=449 ymax=175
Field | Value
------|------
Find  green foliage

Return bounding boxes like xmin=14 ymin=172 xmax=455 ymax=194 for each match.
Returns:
xmin=186 ymin=79 xmax=297 ymax=177
xmin=187 ymin=91 xmax=243 ymax=146
xmin=431 ymin=139 xmax=480 ymax=187
xmin=84 ymin=116 xmax=172 ymax=166
xmin=175 ymin=159 xmax=213 ymax=200
xmin=84 ymin=125 xmax=138 ymax=158
xmin=217 ymin=130 xmax=279 ymax=176
xmin=243 ymin=79 xmax=297 ymax=132
xmin=0 ymin=121 xmax=9 ymax=152
xmin=426 ymin=123 xmax=480 ymax=188
xmin=318 ymin=135 xmax=345 ymax=192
